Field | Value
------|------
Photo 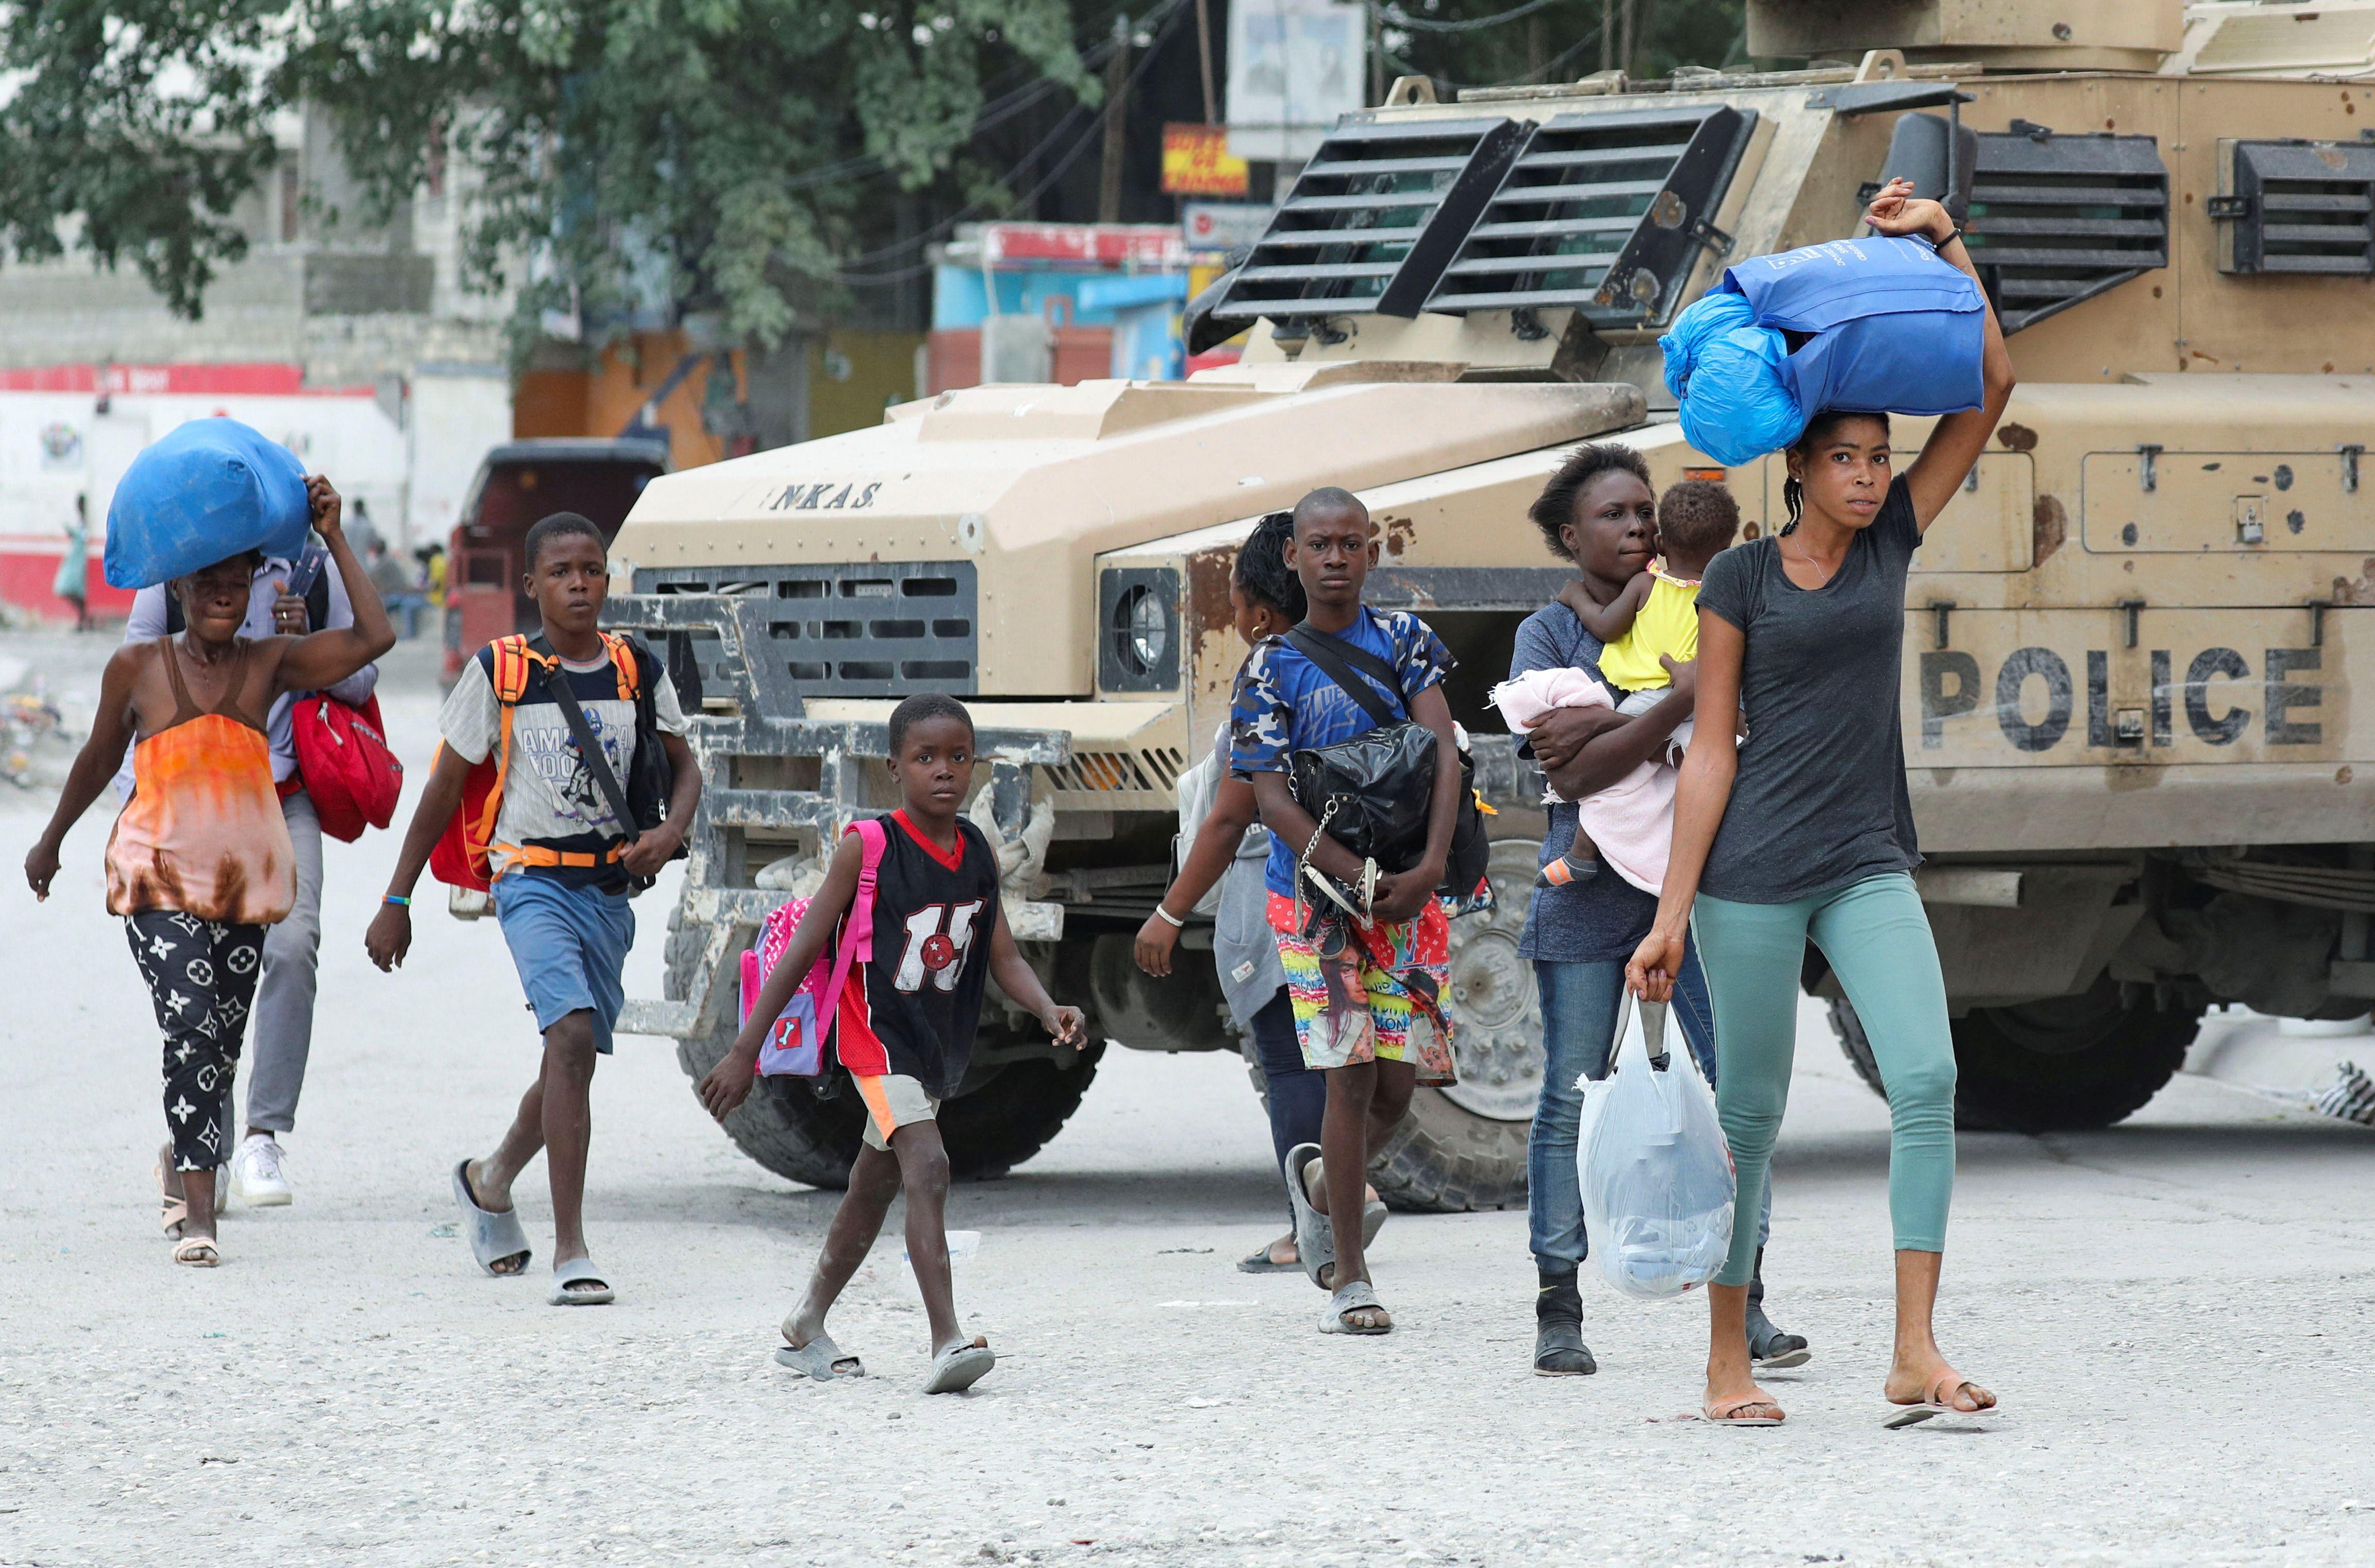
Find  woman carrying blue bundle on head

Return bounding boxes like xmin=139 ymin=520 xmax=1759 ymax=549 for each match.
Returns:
xmin=1629 ymin=177 xmax=2017 ymax=1429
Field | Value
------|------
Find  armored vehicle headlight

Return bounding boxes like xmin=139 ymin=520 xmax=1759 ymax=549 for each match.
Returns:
xmin=1097 ymin=567 xmax=1181 ymax=692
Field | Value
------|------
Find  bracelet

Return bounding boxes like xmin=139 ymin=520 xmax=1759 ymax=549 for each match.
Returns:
xmin=382 ymin=893 xmax=410 ymax=908
xmin=1151 ymin=904 xmax=1185 ymax=929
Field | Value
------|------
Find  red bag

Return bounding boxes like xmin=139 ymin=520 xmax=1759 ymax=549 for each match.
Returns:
xmin=292 ymin=693 xmax=404 ymax=843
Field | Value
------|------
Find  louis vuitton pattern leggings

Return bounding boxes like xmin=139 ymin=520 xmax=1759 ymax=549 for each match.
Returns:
xmin=126 ymin=911 xmax=265 ymax=1172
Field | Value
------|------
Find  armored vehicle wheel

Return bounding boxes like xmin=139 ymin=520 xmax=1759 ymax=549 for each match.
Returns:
xmin=666 ymin=916 xmax=1102 ymax=1188
xmin=1828 ymin=979 xmax=2200 ymax=1133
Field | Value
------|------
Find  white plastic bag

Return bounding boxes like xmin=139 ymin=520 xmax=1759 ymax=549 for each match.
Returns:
xmin=1575 ymin=994 xmax=1736 ymax=1299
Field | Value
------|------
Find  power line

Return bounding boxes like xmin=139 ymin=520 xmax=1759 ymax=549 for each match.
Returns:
xmin=1370 ymin=0 xmax=1572 ymax=35
xmin=836 ymin=0 xmax=1190 ymax=285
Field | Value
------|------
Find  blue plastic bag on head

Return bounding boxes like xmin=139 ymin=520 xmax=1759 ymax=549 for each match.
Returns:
xmin=103 ymin=418 xmax=311 ymax=590
xmin=1658 ymin=291 xmax=1806 ymax=467
xmin=1718 ymin=235 xmax=1984 ymax=419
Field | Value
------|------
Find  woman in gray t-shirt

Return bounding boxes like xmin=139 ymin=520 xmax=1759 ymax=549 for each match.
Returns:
xmin=1626 ymin=179 xmax=2015 ymax=1428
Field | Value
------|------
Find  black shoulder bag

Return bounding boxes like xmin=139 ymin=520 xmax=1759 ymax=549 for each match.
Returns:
xmin=532 ymin=635 xmax=685 ymax=896
xmin=1284 ymin=625 xmax=1489 ymax=900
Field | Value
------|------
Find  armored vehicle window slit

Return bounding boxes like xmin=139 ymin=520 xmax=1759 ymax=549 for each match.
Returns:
xmin=1424 ymin=106 xmax=1758 ymax=325
xmin=1206 ymin=117 xmax=1526 ymax=329
xmin=2215 ymin=139 xmax=2375 ymax=276
xmin=1962 ymin=130 xmax=2168 ymax=333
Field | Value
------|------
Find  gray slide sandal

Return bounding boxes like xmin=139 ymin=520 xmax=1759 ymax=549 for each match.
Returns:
xmin=1283 ymin=1144 xmax=1335 ymax=1291
xmin=775 ymin=1334 xmax=863 ymax=1380
xmin=923 ymin=1337 xmax=996 ymax=1394
xmin=451 ymin=1159 xmax=531 ymax=1276
xmin=1319 ymin=1279 xmax=1392 ymax=1335
xmin=547 ymin=1257 xmax=615 ymax=1306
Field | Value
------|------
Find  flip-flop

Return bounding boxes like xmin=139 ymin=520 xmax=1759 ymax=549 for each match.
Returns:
xmin=1703 ymin=1395 xmax=1785 ymax=1426
xmin=1362 ymin=1198 xmax=1388 ymax=1249
xmin=547 ymin=1257 xmax=614 ymax=1306
xmin=774 ymin=1333 xmax=864 ymax=1380
xmin=1237 ymin=1244 xmax=1299 ymax=1274
xmin=1282 ymin=1144 xmax=1335 ymax=1291
xmin=1318 ymin=1279 xmax=1392 ymax=1335
xmin=923 ymin=1337 xmax=996 ymax=1394
xmin=451 ymin=1159 xmax=532 ymax=1277
xmin=1885 ymin=1374 xmax=1998 ymax=1429
xmin=1750 ymin=1317 xmax=1812 ymax=1371
xmin=172 ymin=1236 xmax=220 ymax=1268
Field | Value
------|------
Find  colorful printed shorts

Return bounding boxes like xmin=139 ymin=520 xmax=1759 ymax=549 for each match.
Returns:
xmin=1265 ymin=893 xmax=1457 ymax=1083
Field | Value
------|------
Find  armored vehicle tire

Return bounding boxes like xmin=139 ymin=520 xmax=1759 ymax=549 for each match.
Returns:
xmin=1241 ymin=834 xmax=1543 ymax=1214
xmin=666 ymin=921 xmax=1102 ymax=1188
xmin=1828 ymin=979 xmax=2200 ymax=1133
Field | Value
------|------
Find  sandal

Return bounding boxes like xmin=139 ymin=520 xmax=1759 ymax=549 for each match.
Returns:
xmin=774 ymin=1327 xmax=864 ymax=1380
xmin=1885 ymin=1372 xmax=1998 ymax=1429
xmin=156 ymin=1153 xmax=188 ymax=1239
xmin=1318 ymin=1279 xmax=1392 ymax=1335
xmin=1702 ymin=1394 xmax=1785 ymax=1426
xmin=1282 ymin=1145 xmax=1335 ymax=1291
xmin=923 ymin=1337 xmax=996 ymax=1394
xmin=172 ymin=1236 xmax=220 ymax=1268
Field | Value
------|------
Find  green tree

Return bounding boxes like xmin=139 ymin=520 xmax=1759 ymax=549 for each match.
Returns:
xmin=0 ymin=0 xmax=1099 ymax=349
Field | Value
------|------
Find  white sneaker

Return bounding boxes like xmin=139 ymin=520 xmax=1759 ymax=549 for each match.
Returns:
xmin=230 ymin=1134 xmax=293 ymax=1207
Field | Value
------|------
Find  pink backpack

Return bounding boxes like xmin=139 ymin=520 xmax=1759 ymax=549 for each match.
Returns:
xmin=739 ymin=817 xmax=887 ymax=1078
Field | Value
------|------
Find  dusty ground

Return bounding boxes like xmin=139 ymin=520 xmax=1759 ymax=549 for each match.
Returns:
xmin=3 ymin=629 xmax=2372 ymax=1567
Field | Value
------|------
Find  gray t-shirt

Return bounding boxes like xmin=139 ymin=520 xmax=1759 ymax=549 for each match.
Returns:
xmin=1694 ymin=474 xmax=1923 ymax=904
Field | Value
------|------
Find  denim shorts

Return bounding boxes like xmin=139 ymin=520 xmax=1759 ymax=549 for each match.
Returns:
xmin=493 ymin=874 xmax=635 ymax=1054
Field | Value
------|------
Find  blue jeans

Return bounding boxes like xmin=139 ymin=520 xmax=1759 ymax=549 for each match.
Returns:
xmin=1528 ymin=938 xmax=1771 ymax=1273
xmin=1246 ymin=990 xmax=1327 ymax=1231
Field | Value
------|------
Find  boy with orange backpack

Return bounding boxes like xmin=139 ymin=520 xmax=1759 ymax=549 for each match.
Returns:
xmin=365 ymin=512 xmax=700 ymax=1305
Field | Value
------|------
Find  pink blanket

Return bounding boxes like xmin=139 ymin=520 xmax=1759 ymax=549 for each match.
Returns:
xmin=1489 ymin=668 xmax=1676 ymax=896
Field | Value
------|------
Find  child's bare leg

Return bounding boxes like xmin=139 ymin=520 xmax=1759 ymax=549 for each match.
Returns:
xmin=1537 ymin=818 xmax=1601 ymax=889
xmin=535 ymin=1011 xmax=600 ymax=1265
xmin=889 ymin=1121 xmax=963 ymax=1354
xmin=1319 ymin=1062 xmax=1377 ymax=1287
xmin=785 ymin=1144 xmax=903 ymax=1348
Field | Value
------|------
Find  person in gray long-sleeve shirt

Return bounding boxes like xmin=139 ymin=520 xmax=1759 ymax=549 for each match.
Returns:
xmin=118 ymin=547 xmax=378 ymax=1208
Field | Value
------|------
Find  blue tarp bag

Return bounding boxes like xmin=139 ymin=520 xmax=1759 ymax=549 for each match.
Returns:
xmin=103 ymin=418 xmax=311 ymax=590
xmin=1659 ymin=291 xmax=1806 ymax=467
xmin=1718 ymin=235 xmax=1984 ymax=419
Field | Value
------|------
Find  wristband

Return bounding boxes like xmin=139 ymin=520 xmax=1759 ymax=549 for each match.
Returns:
xmin=1151 ymin=904 xmax=1185 ymax=929
xmin=383 ymin=894 xmax=410 ymax=908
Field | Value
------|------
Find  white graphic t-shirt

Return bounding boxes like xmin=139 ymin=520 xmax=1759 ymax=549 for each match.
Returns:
xmin=438 ymin=641 xmax=687 ymax=887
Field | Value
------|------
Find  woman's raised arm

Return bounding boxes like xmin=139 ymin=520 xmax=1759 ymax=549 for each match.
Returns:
xmin=1861 ymin=178 xmax=2017 ymax=532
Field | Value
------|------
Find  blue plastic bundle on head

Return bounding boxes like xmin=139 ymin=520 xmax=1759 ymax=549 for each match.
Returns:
xmin=1658 ymin=234 xmax=1987 ymax=467
xmin=103 ymin=418 xmax=311 ymax=590
xmin=1660 ymin=291 xmax=1805 ymax=467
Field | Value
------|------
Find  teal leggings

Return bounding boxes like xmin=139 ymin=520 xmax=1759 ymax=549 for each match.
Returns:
xmin=1692 ymin=872 xmax=1956 ymax=1287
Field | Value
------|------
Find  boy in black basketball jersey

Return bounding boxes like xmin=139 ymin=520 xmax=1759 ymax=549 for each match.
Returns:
xmin=700 ymin=693 xmax=1086 ymax=1393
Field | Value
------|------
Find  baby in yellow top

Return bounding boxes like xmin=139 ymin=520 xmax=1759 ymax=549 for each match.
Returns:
xmin=1543 ymin=479 xmax=1740 ymax=888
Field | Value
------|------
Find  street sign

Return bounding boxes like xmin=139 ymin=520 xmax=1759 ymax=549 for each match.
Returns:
xmin=1162 ymin=124 xmax=1251 ymax=196
xmin=1182 ymin=202 xmax=1277 ymax=254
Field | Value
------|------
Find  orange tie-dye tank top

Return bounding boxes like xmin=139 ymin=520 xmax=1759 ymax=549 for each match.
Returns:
xmin=105 ymin=638 xmax=295 ymax=926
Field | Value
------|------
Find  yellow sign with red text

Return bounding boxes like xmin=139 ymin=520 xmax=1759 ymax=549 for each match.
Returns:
xmin=1162 ymin=124 xmax=1250 ymax=197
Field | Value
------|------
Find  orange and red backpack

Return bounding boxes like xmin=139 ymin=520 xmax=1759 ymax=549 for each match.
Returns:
xmin=428 ymin=632 xmax=646 ymax=892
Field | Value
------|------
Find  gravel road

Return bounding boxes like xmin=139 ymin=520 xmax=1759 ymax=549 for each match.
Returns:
xmin=3 ymin=634 xmax=2371 ymax=1567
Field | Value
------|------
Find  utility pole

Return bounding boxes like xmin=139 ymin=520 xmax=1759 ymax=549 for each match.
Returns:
xmin=1600 ymin=0 xmax=1613 ymax=72
xmin=1195 ymin=0 xmax=1217 ymax=124
xmin=1619 ymin=0 xmax=1636 ymax=76
xmin=1098 ymin=12 xmax=1132 ymax=224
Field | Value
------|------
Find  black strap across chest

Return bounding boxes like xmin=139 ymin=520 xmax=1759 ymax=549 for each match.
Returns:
xmin=1284 ymin=623 xmax=1409 ymax=731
